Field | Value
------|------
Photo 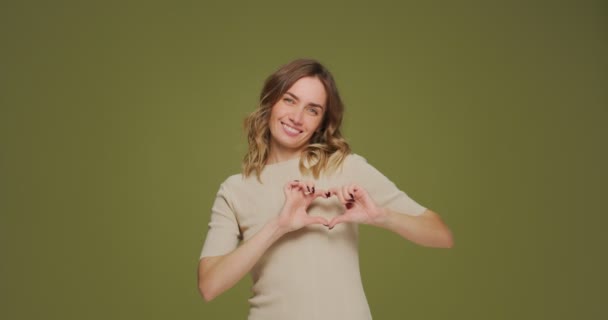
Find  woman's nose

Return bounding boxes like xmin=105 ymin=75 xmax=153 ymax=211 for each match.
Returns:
xmin=289 ymin=108 xmax=304 ymax=124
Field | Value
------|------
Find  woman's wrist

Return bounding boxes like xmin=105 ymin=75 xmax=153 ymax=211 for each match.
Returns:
xmin=267 ymin=216 xmax=289 ymax=240
xmin=369 ymin=207 xmax=391 ymax=228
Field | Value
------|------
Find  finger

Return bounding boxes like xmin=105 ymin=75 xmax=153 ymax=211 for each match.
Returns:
xmin=328 ymin=187 xmax=346 ymax=203
xmin=347 ymin=184 xmax=359 ymax=200
xmin=286 ymin=180 xmax=301 ymax=190
xmin=303 ymin=182 xmax=314 ymax=195
xmin=342 ymin=185 xmax=353 ymax=203
xmin=284 ymin=182 xmax=296 ymax=193
xmin=293 ymin=181 xmax=308 ymax=193
xmin=322 ymin=187 xmax=334 ymax=199
xmin=328 ymin=215 xmax=349 ymax=229
xmin=304 ymin=181 xmax=315 ymax=195
xmin=313 ymin=188 xmax=329 ymax=199
xmin=339 ymin=186 xmax=355 ymax=210
xmin=350 ymin=184 xmax=373 ymax=207
xmin=301 ymin=182 xmax=315 ymax=196
xmin=351 ymin=184 xmax=367 ymax=200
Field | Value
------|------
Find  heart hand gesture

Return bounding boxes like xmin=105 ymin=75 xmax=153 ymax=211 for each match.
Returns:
xmin=326 ymin=184 xmax=386 ymax=229
xmin=277 ymin=180 xmax=329 ymax=233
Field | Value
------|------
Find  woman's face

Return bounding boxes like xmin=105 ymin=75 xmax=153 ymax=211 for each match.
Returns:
xmin=268 ymin=76 xmax=327 ymax=158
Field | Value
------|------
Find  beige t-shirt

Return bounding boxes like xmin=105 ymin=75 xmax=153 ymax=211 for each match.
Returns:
xmin=200 ymin=153 xmax=426 ymax=320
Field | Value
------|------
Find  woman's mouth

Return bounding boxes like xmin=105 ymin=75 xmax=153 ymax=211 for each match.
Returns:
xmin=281 ymin=122 xmax=303 ymax=137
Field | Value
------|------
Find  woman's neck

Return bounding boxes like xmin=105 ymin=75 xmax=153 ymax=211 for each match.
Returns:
xmin=266 ymin=151 xmax=302 ymax=165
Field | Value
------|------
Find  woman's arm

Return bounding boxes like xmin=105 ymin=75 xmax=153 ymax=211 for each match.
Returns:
xmin=198 ymin=216 xmax=286 ymax=302
xmin=197 ymin=181 xmax=328 ymax=302
xmin=327 ymin=184 xmax=453 ymax=248
xmin=372 ymin=208 xmax=453 ymax=248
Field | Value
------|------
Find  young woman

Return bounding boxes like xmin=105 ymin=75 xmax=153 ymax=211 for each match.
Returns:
xmin=197 ymin=58 xmax=453 ymax=319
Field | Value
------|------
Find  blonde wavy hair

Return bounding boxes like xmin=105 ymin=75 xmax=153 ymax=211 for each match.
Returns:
xmin=242 ymin=58 xmax=351 ymax=182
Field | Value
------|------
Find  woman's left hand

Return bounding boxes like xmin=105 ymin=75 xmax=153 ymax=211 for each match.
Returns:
xmin=326 ymin=184 xmax=387 ymax=229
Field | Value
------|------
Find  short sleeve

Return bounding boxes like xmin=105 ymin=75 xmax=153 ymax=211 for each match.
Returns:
xmin=199 ymin=183 xmax=242 ymax=259
xmin=349 ymin=154 xmax=427 ymax=216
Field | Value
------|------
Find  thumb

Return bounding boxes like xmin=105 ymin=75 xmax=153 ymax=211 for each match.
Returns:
xmin=328 ymin=215 xmax=349 ymax=230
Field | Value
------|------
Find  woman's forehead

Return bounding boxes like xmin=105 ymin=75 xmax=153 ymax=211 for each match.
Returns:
xmin=285 ymin=77 xmax=327 ymax=107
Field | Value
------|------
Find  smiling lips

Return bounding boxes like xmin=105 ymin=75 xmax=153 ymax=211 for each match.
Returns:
xmin=281 ymin=122 xmax=303 ymax=137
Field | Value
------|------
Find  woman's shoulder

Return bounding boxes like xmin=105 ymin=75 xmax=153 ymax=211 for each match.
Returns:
xmin=219 ymin=169 xmax=269 ymax=188
xmin=340 ymin=152 xmax=389 ymax=178
xmin=342 ymin=152 xmax=370 ymax=167
xmin=214 ymin=173 xmax=245 ymax=194
xmin=324 ymin=152 xmax=373 ymax=177
xmin=221 ymin=172 xmax=247 ymax=187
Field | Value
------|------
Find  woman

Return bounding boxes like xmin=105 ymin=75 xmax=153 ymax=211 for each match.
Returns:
xmin=197 ymin=58 xmax=453 ymax=319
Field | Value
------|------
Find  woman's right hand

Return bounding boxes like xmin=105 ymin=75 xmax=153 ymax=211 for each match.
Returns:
xmin=277 ymin=180 xmax=329 ymax=233
xmin=199 ymin=180 xmax=328 ymax=302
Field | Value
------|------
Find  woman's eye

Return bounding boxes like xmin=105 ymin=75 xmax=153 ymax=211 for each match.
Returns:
xmin=308 ymin=107 xmax=319 ymax=115
xmin=284 ymin=98 xmax=294 ymax=104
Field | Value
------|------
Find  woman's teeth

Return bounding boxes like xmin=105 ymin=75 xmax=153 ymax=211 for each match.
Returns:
xmin=282 ymin=123 xmax=301 ymax=134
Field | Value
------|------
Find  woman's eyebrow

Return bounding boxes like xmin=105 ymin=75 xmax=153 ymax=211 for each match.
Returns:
xmin=285 ymin=91 xmax=324 ymax=110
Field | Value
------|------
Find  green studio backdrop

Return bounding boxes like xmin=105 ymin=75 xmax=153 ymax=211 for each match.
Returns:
xmin=1 ymin=1 xmax=606 ymax=319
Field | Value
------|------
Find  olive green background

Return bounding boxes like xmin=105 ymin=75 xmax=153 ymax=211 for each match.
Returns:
xmin=1 ymin=0 xmax=606 ymax=319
